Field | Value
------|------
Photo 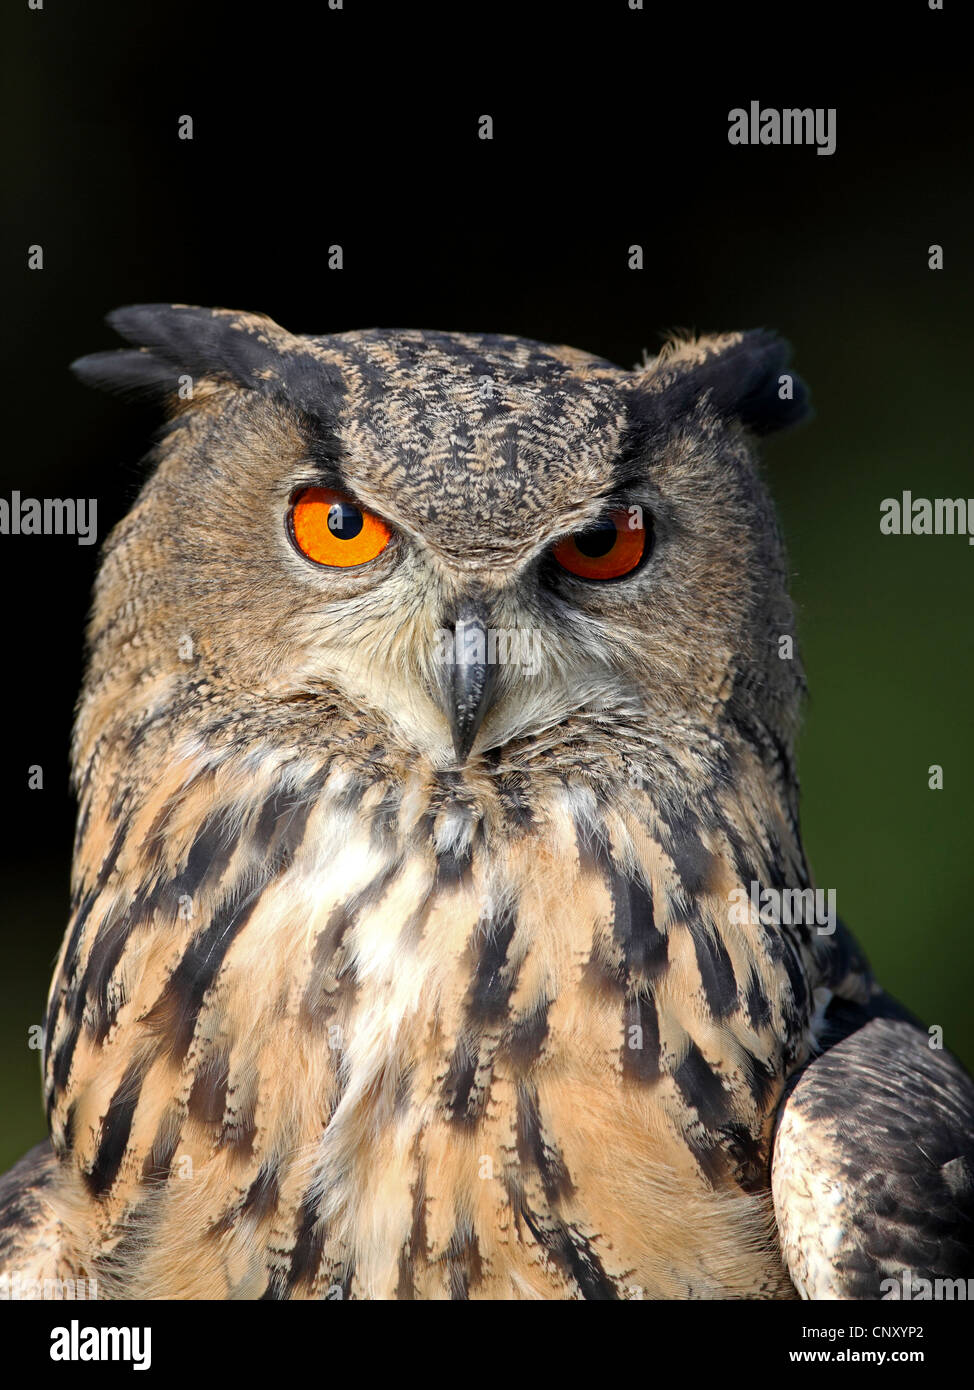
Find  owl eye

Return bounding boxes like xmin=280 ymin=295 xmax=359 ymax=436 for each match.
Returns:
xmin=552 ymin=508 xmax=648 ymax=580
xmin=288 ymin=487 xmax=392 ymax=568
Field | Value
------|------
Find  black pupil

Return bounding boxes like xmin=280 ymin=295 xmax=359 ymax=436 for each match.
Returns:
xmin=328 ymin=502 xmax=363 ymax=540
xmin=574 ymin=521 xmax=618 ymax=558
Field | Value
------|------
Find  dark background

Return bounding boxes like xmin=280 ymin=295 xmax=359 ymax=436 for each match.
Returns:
xmin=1 ymin=2 xmax=971 ymax=1168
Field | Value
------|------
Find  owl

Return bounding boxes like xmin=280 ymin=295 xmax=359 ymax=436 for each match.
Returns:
xmin=1 ymin=305 xmax=972 ymax=1301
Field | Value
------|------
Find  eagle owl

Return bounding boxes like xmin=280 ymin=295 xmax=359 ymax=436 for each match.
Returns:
xmin=1 ymin=305 xmax=972 ymax=1300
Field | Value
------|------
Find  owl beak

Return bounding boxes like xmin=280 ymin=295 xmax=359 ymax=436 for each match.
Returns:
xmin=439 ymin=601 xmax=500 ymax=764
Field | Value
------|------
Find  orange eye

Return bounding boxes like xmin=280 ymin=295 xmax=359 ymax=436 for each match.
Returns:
xmin=552 ymin=508 xmax=648 ymax=580
xmin=289 ymin=487 xmax=392 ymax=568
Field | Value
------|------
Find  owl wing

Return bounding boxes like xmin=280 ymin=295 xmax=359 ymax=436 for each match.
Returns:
xmin=0 ymin=1141 xmax=64 ymax=1286
xmin=771 ymin=997 xmax=974 ymax=1298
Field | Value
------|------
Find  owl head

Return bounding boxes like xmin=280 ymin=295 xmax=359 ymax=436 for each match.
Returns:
xmin=72 ymin=306 xmax=808 ymax=804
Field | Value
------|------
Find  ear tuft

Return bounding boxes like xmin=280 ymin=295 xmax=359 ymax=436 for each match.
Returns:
xmin=632 ymin=330 xmax=810 ymax=435
xmin=70 ymin=347 xmax=187 ymax=401
xmin=70 ymin=304 xmax=344 ymax=421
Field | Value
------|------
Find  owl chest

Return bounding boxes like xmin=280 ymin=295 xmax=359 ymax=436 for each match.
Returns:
xmin=245 ymin=829 xmax=790 ymax=1299
xmin=281 ymin=974 xmax=788 ymax=1299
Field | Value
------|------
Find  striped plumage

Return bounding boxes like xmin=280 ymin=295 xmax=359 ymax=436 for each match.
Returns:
xmin=2 ymin=307 xmax=971 ymax=1299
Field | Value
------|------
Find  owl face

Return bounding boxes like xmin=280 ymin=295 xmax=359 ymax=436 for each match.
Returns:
xmin=74 ymin=308 xmax=808 ymax=781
